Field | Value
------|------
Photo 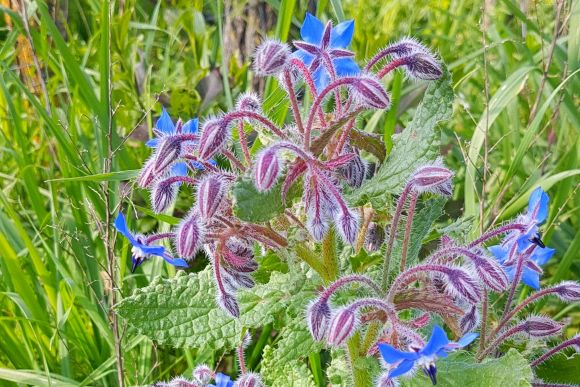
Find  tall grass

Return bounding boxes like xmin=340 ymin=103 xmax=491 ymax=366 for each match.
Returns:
xmin=0 ymin=0 xmax=577 ymax=385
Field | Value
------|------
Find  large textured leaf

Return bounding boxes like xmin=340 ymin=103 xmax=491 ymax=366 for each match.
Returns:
xmin=534 ymin=353 xmax=580 ymax=385
xmin=402 ymin=349 xmax=533 ymax=386
xmin=232 ymin=178 xmax=300 ymax=222
xmin=261 ymin=345 xmax=316 ymax=387
xmin=116 ymin=269 xmax=242 ymax=349
xmin=348 ymin=69 xmax=453 ymax=207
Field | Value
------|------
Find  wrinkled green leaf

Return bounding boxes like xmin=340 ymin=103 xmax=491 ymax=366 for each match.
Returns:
xmin=116 ymin=269 xmax=242 ymax=349
xmin=232 ymin=178 xmax=300 ymax=222
xmin=534 ymin=353 xmax=580 ymax=385
xmin=348 ymin=68 xmax=453 ymax=207
xmin=262 ymin=345 xmax=316 ymax=387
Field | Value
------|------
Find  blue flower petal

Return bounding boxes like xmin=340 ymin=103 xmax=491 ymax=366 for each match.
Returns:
xmin=161 ymin=255 xmax=189 ymax=268
xmin=456 ymin=332 xmax=478 ymax=348
xmin=146 ymin=138 xmax=160 ymax=148
xmin=528 ymin=187 xmax=549 ymax=224
xmin=293 ymin=50 xmax=315 ymax=67
xmin=156 ymin=107 xmax=175 ymax=134
xmin=532 ymin=247 xmax=555 ymax=266
xmin=300 ymin=13 xmax=324 ymax=44
xmin=114 ymin=213 xmax=138 ymax=246
xmin=517 ymin=227 xmax=537 ymax=252
xmin=139 ymin=243 xmax=165 ymax=256
xmin=421 ymin=326 xmax=449 ymax=356
xmin=488 ymin=245 xmax=508 ymax=263
xmin=214 ymin=373 xmax=234 ymax=387
xmin=389 ymin=359 xmax=416 ymax=378
xmin=312 ymin=66 xmax=331 ymax=91
xmin=330 ymin=19 xmax=354 ymax=48
xmin=378 ymin=343 xmax=418 ymax=363
xmin=521 ymin=268 xmax=540 ymax=290
xmin=182 ymin=118 xmax=199 ymax=134
xmin=334 ymin=57 xmax=360 ymax=76
xmin=171 ymin=162 xmax=189 ymax=176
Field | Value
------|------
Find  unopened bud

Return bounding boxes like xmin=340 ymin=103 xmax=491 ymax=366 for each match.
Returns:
xmin=223 ymin=239 xmax=254 ymax=268
xmin=154 ymin=136 xmax=183 ymax=173
xmin=365 ymin=222 xmax=385 ymax=252
xmin=470 ymin=250 xmax=509 ymax=292
xmin=138 ymin=157 xmax=157 ymax=188
xmin=445 ymin=267 xmax=482 ymax=304
xmin=198 ymin=118 xmax=230 ymax=161
xmin=253 ymin=40 xmax=290 ymax=77
xmin=554 ymin=281 xmax=580 ymax=302
xmin=403 ymin=52 xmax=443 ymax=80
xmin=192 ymin=364 xmax=213 ymax=384
xmin=411 ymin=164 xmax=453 ymax=196
xmin=222 ymin=267 xmax=255 ymax=290
xmin=236 ymin=92 xmax=262 ymax=113
xmin=176 ymin=212 xmax=204 ymax=259
xmin=306 ymin=214 xmax=329 ymax=242
xmin=307 ymin=298 xmax=332 ymax=341
xmin=197 ymin=174 xmax=226 ymax=219
xmin=155 ymin=376 xmax=195 ymax=387
xmin=388 ymin=38 xmax=429 ymax=58
xmin=327 ymin=307 xmax=357 ymax=347
xmin=254 ymin=148 xmax=281 ymax=192
xmin=521 ymin=316 xmax=563 ymax=338
xmin=235 ymin=372 xmax=264 ymax=387
xmin=350 ymin=75 xmax=391 ymax=109
xmin=335 ymin=209 xmax=360 ymax=245
xmin=152 ymin=178 xmax=178 ymax=213
xmin=460 ymin=305 xmax=480 ymax=334
xmin=217 ymin=291 xmax=240 ymax=318
xmin=340 ymin=149 xmax=366 ymax=188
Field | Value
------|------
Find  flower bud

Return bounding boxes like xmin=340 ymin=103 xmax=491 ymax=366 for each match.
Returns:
xmin=365 ymin=222 xmax=385 ymax=252
xmin=350 ymin=75 xmax=391 ymax=109
xmin=340 ymin=149 xmax=366 ymax=188
xmin=217 ymin=291 xmax=240 ymax=318
xmin=235 ymin=373 xmax=264 ymax=387
xmin=154 ymin=136 xmax=183 ymax=173
xmin=388 ymin=38 xmax=429 ymax=58
xmin=254 ymin=148 xmax=281 ymax=192
xmin=306 ymin=213 xmax=329 ymax=242
xmin=554 ymin=281 xmax=580 ymax=302
xmin=176 ymin=212 xmax=204 ymax=259
xmin=335 ymin=209 xmax=360 ymax=245
xmin=192 ymin=364 xmax=213 ymax=385
xmin=222 ymin=269 xmax=255 ymax=290
xmin=198 ymin=118 xmax=230 ymax=161
xmin=156 ymin=376 xmax=195 ymax=387
xmin=235 ymin=92 xmax=262 ymax=113
xmin=444 ymin=267 xmax=482 ymax=304
xmin=253 ymin=40 xmax=290 ymax=77
xmin=411 ymin=164 xmax=453 ymax=196
xmin=403 ymin=52 xmax=443 ymax=80
xmin=469 ymin=249 xmax=509 ymax=292
xmin=460 ymin=305 xmax=480 ymax=334
xmin=223 ymin=238 xmax=254 ymax=268
xmin=138 ymin=156 xmax=158 ymax=188
xmin=307 ymin=298 xmax=332 ymax=341
xmin=521 ymin=316 xmax=563 ymax=338
xmin=327 ymin=307 xmax=357 ymax=347
xmin=197 ymin=174 xmax=226 ymax=219
xmin=151 ymin=178 xmax=178 ymax=213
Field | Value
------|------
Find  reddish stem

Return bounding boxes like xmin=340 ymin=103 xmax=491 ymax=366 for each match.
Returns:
xmin=283 ymin=69 xmax=305 ymax=135
xmin=237 ymin=121 xmax=252 ymax=165
xmin=400 ymin=191 xmax=418 ymax=271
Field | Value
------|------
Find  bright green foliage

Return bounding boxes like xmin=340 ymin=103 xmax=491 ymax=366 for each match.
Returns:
xmin=262 ymin=345 xmax=317 ymax=387
xmin=535 ymin=353 xmax=580 ymax=385
xmin=117 ymin=269 xmax=243 ymax=349
xmin=232 ymin=178 xmax=300 ymax=222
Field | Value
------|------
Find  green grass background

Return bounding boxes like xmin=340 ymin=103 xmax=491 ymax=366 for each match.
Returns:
xmin=0 ymin=0 xmax=578 ymax=385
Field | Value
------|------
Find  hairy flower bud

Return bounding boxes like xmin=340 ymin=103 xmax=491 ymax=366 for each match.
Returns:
xmin=254 ymin=148 xmax=281 ymax=192
xmin=154 ymin=136 xmax=183 ymax=173
xmin=403 ymin=52 xmax=443 ymax=80
xmin=350 ymin=75 xmax=391 ymax=109
xmin=192 ymin=364 xmax=213 ymax=384
xmin=217 ymin=291 xmax=240 ymax=318
xmin=236 ymin=92 xmax=262 ymax=113
xmin=335 ymin=209 xmax=360 ymax=245
xmin=253 ymin=40 xmax=290 ymax=77
xmin=365 ymin=222 xmax=385 ymax=252
xmin=340 ymin=149 xmax=366 ymax=188
xmin=460 ymin=305 xmax=480 ymax=334
xmin=223 ymin=238 xmax=254 ymax=268
xmin=235 ymin=372 xmax=264 ymax=387
xmin=444 ymin=267 xmax=482 ymax=304
xmin=521 ymin=316 xmax=563 ymax=338
xmin=411 ymin=164 xmax=453 ymax=196
xmin=198 ymin=118 xmax=230 ymax=161
xmin=307 ymin=298 xmax=332 ymax=341
xmin=176 ymin=212 xmax=204 ymax=259
xmin=222 ymin=268 xmax=256 ymax=290
xmin=388 ymin=38 xmax=429 ymax=58
xmin=197 ymin=174 xmax=226 ymax=219
xmin=154 ymin=376 xmax=195 ymax=387
xmin=554 ymin=281 xmax=580 ymax=302
xmin=138 ymin=157 xmax=157 ymax=188
xmin=469 ymin=249 xmax=509 ymax=292
xmin=327 ymin=307 xmax=357 ymax=347
xmin=152 ymin=178 xmax=178 ymax=213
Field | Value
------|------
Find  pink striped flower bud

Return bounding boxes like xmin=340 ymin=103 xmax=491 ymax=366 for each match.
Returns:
xmin=307 ymin=298 xmax=332 ymax=341
xmin=222 ymin=268 xmax=255 ymax=290
xmin=521 ymin=316 xmax=563 ymax=338
xmin=217 ymin=291 xmax=240 ymax=318
xmin=198 ymin=118 xmax=230 ymax=161
xmin=340 ymin=149 xmax=366 ymax=188
xmin=235 ymin=373 xmax=264 ymax=387
xmin=253 ymin=40 xmax=290 ymax=77
xmin=350 ymin=75 xmax=391 ymax=109
xmin=444 ymin=267 xmax=482 ymax=304
xmin=335 ymin=209 xmax=360 ymax=245
xmin=235 ymin=92 xmax=262 ymax=113
xmin=388 ymin=38 xmax=429 ymax=58
xmin=365 ymin=222 xmax=385 ymax=252
xmin=554 ymin=281 xmax=580 ymax=302
xmin=138 ymin=157 xmax=158 ymax=188
xmin=469 ymin=249 xmax=509 ymax=292
xmin=254 ymin=148 xmax=281 ymax=192
xmin=196 ymin=174 xmax=226 ymax=219
xmin=411 ymin=163 xmax=453 ymax=196
xmin=460 ymin=305 xmax=480 ymax=334
xmin=403 ymin=52 xmax=443 ymax=80
xmin=176 ymin=212 xmax=204 ymax=259
xmin=151 ymin=178 xmax=178 ymax=213
xmin=154 ymin=136 xmax=183 ymax=173
xmin=327 ymin=307 xmax=358 ymax=347
xmin=192 ymin=364 xmax=213 ymax=385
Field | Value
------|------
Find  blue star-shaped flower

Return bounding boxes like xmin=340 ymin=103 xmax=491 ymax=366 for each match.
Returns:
xmin=378 ymin=326 xmax=477 ymax=384
xmin=210 ymin=373 xmax=234 ymax=387
xmin=293 ymin=12 xmax=360 ymax=91
xmin=516 ymin=187 xmax=549 ymax=251
xmin=114 ymin=212 xmax=188 ymax=272
xmin=489 ymin=242 xmax=555 ymax=290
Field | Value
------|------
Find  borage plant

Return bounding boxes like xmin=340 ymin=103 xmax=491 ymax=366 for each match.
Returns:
xmin=115 ymin=12 xmax=579 ymax=387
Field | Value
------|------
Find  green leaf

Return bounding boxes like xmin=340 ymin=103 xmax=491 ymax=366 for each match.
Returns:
xmin=262 ymin=345 xmax=316 ymax=387
xmin=232 ymin=178 xmax=300 ymax=222
xmin=347 ymin=68 xmax=454 ymax=207
xmin=273 ymin=317 xmax=323 ymax=364
xmin=402 ymin=349 xmax=533 ymax=387
xmin=534 ymin=353 xmax=580 ymax=385
xmin=116 ymin=269 xmax=242 ymax=349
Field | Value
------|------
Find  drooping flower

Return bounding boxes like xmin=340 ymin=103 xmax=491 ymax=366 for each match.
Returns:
xmin=378 ymin=326 xmax=477 ymax=384
xmin=114 ymin=212 xmax=188 ymax=272
xmin=514 ymin=187 xmax=550 ymax=251
xmin=293 ymin=12 xmax=360 ymax=91
xmin=489 ymin=242 xmax=555 ymax=290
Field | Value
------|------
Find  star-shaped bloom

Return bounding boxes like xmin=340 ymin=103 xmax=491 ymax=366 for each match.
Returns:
xmin=514 ymin=187 xmax=549 ymax=251
xmin=378 ymin=326 xmax=477 ymax=384
xmin=293 ymin=12 xmax=360 ymax=91
xmin=209 ymin=373 xmax=234 ymax=387
xmin=489 ymin=242 xmax=555 ymax=290
xmin=114 ymin=212 xmax=188 ymax=272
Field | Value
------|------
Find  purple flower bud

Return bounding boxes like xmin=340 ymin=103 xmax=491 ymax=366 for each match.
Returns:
xmin=223 ymin=239 xmax=255 ymax=268
xmin=193 ymin=364 xmax=213 ymax=384
xmin=388 ymin=38 xmax=429 ymax=58
xmin=554 ymin=281 xmax=580 ymax=302
xmin=411 ymin=164 xmax=453 ymax=196
xmin=460 ymin=305 xmax=480 ymax=334
xmin=403 ymin=52 xmax=443 ymax=80
xmin=521 ymin=316 xmax=563 ymax=338
xmin=254 ymin=148 xmax=281 ymax=192
xmin=235 ymin=92 xmax=262 ymax=113
xmin=154 ymin=376 xmax=196 ymax=387
xmin=376 ymin=373 xmax=399 ymax=387
xmin=335 ymin=209 xmax=360 ymax=245
xmin=327 ymin=307 xmax=358 ymax=347
xmin=307 ymin=298 xmax=332 ymax=341
xmin=306 ymin=214 xmax=330 ymax=242
xmin=217 ymin=291 xmax=240 ymax=318
xmin=444 ymin=267 xmax=482 ymax=304
xmin=197 ymin=174 xmax=226 ymax=219
xmin=350 ymin=75 xmax=391 ymax=109
xmin=176 ymin=212 xmax=204 ymax=259
xmin=222 ymin=267 xmax=255 ymax=290
xmin=151 ymin=178 xmax=178 ymax=213
xmin=138 ymin=157 xmax=157 ymax=188
xmin=253 ymin=40 xmax=290 ymax=77
xmin=198 ymin=118 xmax=230 ymax=161
xmin=469 ymin=250 xmax=509 ymax=292
xmin=235 ymin=372 xmax=264 ymax=387
xmin=340 ymin=148 xmax=366 ymax=188
xmin=365 ymin=222 xmax=385 ymax=252
xmin=154 ymin=136 xmax=183 ymax=173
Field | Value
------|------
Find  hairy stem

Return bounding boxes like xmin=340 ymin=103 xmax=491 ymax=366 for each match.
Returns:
xmin=531 ymin=336 xmax=580 ymax=367
xmin=400 ymin=191 xmax=418 ymax=271
xmin=284 ymin=69 xmax=305 ymax=134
